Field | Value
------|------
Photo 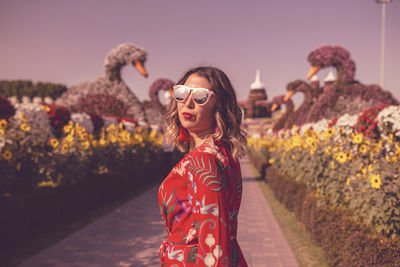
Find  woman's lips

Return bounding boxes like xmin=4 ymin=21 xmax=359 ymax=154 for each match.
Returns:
xmin=182 ymin=112 xmax=194 ymax=119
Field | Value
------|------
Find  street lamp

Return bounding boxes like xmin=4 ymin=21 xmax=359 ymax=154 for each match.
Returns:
xmin=375 ymin=0 xmax=392 ymax=89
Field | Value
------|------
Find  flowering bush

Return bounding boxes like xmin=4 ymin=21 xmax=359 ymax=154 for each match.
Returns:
xmin=12 ymin=102 xmax=53 ymax=140
xmin=249 ymin=105 xmax=400 ymax=238
xmin=377 ymin=105 xmax=400 ymax=140
xmin=71 ymin=112 xmax=94 ymax=134
xmin=355 ymin=104 xmax=388 ymax=138
xmin=0 ymin=95 xmax=15 ymax=121
xmin=76 ymin=94 xmax=128 ymax=119
xmin=44 ymin=104 xmax=71 ymax=138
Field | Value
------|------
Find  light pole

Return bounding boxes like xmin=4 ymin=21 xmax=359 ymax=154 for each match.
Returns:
xmin=375 ymin=0 xmax=392 ymax=89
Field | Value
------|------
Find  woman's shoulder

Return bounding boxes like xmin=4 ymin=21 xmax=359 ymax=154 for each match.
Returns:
xmin=190 ymin=141 xmax=229 ymax=167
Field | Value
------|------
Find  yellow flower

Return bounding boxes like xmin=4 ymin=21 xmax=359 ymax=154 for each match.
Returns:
xmin=20 ymin=113 xmax=27 ymax=122
xmin=369 ymin=173 xmax=382 ymax=189
xmin=315 ymin=189 xmax=320 ymax=197
xmin=327 ymin=127 xmax=335 ymax=136
xmin=388 ymin=133 xmax=394 ymax=144
xmin=331 ymin=161 xmax=335 ymax=170
xmin=356 ymin=173 xmax=361 ymax=180
xmin=336 ymin=152 xmax=347 ymax=163
xmin=65 ymin=134 xmax=74 ymax=143
xmin=325 ymin=146 xmax=332 ymax=155
xmin=352 ymin=133 xmax=363 ymax=144
xmin=3 ymin=149 xmax=12 ymax=160
xmin=61 ymin=143 xmax=69 ymax=152
xmin=91 ymin=140 xmax=98 ymax=147
xmin=42 ymin=105 xmax=51 ymax=112
xmin=346 ymin=178 xmax=350 ymax=185
xmin=99 ymin=138 xmax=107 ymax=146
xmin=49 ymin=138 xmax=59 ymax=149
xmin=80 ymin=141 xmax=90 ymax=150
xmin=0 ymin=119 xmax=7 ymax=128
xmin=268 ymin=158 xmax=275 ymax=164
xmin=37 ymin=180 xmax=58 ymax=188
xmin=368 ymin=164 xmax=374 ymax=173
xmin=359 ymin=144 xmax=367 ymax=154
xmin=291 ymin=154 xmax=296 ymax=160
xmin=306 ymin=137 xmax=315 ymax=146
xmin=346 ymin=151 xmax=353 ymax=161
xmin=361 ymin=168 xmax=367 ymax=177
xmin=20 ymin=123 xmax=31 ymax=132
xmin=108 ymin=134 xmax=117 ymax=143
xmin=0 ymin=128 xmax=4 ymax=135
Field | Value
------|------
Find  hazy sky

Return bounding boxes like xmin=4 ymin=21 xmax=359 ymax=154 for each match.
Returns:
xmin=1 ymin=0 xmax=399 ymax=105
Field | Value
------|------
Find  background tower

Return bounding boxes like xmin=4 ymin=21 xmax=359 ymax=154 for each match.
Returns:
xmin=247 ymin=70 xmax=269 ymax=118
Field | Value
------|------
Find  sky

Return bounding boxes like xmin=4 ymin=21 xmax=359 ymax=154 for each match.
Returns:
xmin=1 ymin=0 xmax=399 ymax=106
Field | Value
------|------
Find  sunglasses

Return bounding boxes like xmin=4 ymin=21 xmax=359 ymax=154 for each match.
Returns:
xmin=173 ymin=85 xmax=215 ymax=105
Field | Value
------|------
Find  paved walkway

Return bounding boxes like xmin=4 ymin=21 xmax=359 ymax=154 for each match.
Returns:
xmin=19 ymin=157 xmax=298 ymax=267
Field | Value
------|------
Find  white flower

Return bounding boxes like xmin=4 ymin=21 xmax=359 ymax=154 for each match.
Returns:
xmin=71 ymin=112 xmax=94 ymax=133
xmin=11 ymin=102 xmax=53 ymax=139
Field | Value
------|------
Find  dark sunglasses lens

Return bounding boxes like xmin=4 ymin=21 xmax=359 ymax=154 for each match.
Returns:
xmin=193 ymin=89 xmax=209 ymax=104
xmin=173 ymin=86 xmax=188 ymax=101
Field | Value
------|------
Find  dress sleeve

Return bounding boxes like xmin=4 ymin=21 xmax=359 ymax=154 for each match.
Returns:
xmin=186 ymin=150 xmax=232 ymax=266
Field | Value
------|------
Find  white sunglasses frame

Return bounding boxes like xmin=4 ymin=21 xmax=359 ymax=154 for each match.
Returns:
xmin=172 ymin=85 xmax=215 ymax=105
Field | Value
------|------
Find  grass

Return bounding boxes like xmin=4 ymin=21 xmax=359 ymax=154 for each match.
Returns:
xmin=1 ymin=180 xmax=159 ymax=267
xmin=249 ymin=163 xmax=329 ymax=267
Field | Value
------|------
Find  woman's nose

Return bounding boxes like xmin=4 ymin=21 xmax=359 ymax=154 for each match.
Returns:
xmin=184 ymin=92 xmax=195 ymax=108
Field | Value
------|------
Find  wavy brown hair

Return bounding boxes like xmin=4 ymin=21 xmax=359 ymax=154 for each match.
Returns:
xmin=164 ymin=66 xmax=247 ymax=160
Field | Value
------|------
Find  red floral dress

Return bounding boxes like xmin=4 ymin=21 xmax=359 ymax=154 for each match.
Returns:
xmin=158 ymin=141 xmax=248 ymax=267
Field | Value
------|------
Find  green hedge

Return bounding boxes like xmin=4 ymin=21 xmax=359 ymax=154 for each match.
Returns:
xmin=0 ymin=80 xmax=67 ymax=100
xmin=250 ymin=152 xmax=400 ymax=267
xmin=0 ymin=150 xmax=180 ymax=259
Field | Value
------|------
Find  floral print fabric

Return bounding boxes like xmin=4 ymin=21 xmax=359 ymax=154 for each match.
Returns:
xmin=158 ymin=141 xmax=248 ymax=266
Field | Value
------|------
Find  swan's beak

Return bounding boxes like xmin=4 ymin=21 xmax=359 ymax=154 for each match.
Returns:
xmin=307 ymin=66 xmax=320 ymax=80
xmin=271 ymin=103 xmax=279 ymax=112
xmin=134 ymin=61 xmax=148 ymax=77
xmin=284 ymin=90 xmax=295 ymax=101
xmin=167 ymin=88 xmax=173 ymax=97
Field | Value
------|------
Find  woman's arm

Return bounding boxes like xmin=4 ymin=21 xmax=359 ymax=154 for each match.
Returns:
xmin=187 ymin=150 xmax=233 ymax=266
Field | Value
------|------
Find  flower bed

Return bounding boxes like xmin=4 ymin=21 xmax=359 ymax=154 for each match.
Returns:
xmin=0 ymin=98 xmax=176 ymax=255
xmin=248 ymin=104 xmax=400 ymax=265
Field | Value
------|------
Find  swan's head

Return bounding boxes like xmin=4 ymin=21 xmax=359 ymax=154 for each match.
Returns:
xmin=271 ymin=95 xmax=285 ymax=112
xmin=104 ymin=43 xmax=149 ymax=80
xmin=306 ymin=45 xmax=354 ymax=82
xmin=283 ymin=79 xmax=309 ymax=102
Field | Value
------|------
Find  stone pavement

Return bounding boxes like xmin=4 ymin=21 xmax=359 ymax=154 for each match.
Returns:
xmin=19 ymin=156 xmax=298 ymax=267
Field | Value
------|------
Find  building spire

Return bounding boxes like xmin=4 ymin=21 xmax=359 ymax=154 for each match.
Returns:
xmin=250 ymin=69 xmax=265 ymax=90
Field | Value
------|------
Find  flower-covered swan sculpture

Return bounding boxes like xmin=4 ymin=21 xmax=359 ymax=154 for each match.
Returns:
xmin=285 ymin=45 xmax=398 ymax=123
xmin=56 ymin=43 xmax=149 ymax=125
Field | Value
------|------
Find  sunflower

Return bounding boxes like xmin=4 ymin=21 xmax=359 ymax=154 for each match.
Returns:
xmin=0 ymin=119 xmax=7 ymax=128
xmin=80 ymin=141 xmax=90 ymax=150
xmin=359 ymin=144 xmax=367 ymax=154
xmin=42 ymin=105 xmax=51 ymax=112
xmin=49 ymin=138 xmax=59 ymax=149
xmin=336 ymin=152 xmax=347 ymax=163
xmin=20 ymin=123 xmax=31 ymax=132
xmin=61 ymin=143 xmax=69 ymax=152
xmin=2 ymin=149 xmax=12 ymax=160
xmin=352 ymin=133 xmax=363 ymax=144
xmin=368 ymin=164 xmax=374 ymax=172
xmin=369 ymin=173 xmax=382 ymax=189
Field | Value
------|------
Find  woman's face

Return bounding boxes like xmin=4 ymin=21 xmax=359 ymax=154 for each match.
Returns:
xmin=177 ymin=74 xmax=218 ymax=135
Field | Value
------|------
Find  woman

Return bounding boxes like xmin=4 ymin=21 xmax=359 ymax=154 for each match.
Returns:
xmin=158 ymin=66 xmax=248 ymax=266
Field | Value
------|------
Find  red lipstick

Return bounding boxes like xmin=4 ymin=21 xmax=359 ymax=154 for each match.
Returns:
xmin=182 ymin=112 xmax=194 ymax=119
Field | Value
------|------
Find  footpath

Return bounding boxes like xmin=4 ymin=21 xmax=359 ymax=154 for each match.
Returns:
xmin=19 ymin=156 xmax=298 ymax=267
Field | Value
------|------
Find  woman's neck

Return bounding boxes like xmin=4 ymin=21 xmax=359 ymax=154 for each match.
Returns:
xmin=188 ymin=128 xmax=213 ymax=150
